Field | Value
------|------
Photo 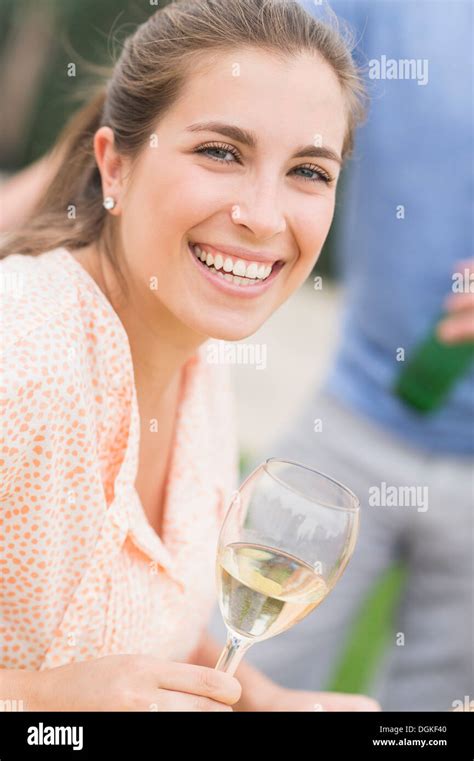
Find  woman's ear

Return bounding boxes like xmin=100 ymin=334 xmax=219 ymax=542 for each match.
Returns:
xmin=93 ymin=126 xmax=128 ymax=214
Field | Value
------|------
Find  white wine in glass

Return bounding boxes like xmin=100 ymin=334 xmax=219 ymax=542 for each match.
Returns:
xmin=214 ymin=458 xmax=360 ymax=675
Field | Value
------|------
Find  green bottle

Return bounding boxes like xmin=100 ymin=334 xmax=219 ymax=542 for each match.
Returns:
xmin=394 ymin=316 xmax=474 ymax=413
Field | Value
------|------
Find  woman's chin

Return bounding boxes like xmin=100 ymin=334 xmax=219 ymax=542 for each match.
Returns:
xmin=207 ymin=325 xmax=259 ymax=342
xmin=177 ymin=303 xmax=262 ymax=342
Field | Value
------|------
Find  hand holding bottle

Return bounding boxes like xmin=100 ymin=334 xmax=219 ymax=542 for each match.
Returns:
xmin=394 ymin=259 xmax=474 ymax=412
xmin=437 ymin=259 xmax=474 ymax=344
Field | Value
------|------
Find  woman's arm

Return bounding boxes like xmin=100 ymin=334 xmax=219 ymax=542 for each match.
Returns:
xmin=0 ymin=657 xmax=242 ymax=712
xmin=0 ymin=668 xmax=43 ymax=711
xmin=0 ymin=151 xmax=60 ymax=233
xmin=189 ymin=632 xmax=275 ymax=711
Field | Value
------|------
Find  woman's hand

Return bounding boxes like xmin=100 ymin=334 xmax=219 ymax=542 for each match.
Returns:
xmin=189 ymin=633 xmax=380 ymax=712
xmin=249 ymin=683 xmax=381 ymax=712
xmin=28 ymin=653 xmax=242 ymax=711
xmin=437 ymin=259 xmax=474 ymax=343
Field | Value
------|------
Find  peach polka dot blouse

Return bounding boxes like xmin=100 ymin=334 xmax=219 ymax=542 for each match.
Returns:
xmin=0 ymin=247 xmax=239 ymax=671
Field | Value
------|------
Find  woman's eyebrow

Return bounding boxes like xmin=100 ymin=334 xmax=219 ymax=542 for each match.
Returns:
xmin=185 ymin=121 xmax=342 ymax=165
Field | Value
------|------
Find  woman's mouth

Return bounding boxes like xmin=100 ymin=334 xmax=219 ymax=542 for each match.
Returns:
xmin=188 ymin=241 xmax=284 ymax=296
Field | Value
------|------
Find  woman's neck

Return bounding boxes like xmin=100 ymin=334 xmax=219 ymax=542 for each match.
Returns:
xmin=71 ymin=242 xmax=207 ymax=407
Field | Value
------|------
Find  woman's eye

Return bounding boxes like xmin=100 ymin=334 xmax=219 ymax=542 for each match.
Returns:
xmin=292 ymin=165 xmax=332 ymax=184
xmin=194 ymin=143 xmax=241 ymax=164
xmin=194 ymin=143 xmax=333 ymax=184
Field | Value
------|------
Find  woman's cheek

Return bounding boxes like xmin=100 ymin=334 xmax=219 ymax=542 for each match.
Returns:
xmin=302 ymin=198 xmax=335 ymax=257
xmin=175 ymin=167 xmax=240 ymax=217
xmin=278 ymin=219 xmax=332 ymax=298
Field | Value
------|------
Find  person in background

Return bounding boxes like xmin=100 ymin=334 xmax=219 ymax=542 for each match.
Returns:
xmin=208 ymin=0 xmax=474 ymax=712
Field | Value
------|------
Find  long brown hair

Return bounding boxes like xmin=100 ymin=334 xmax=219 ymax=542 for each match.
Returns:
xmin=0 ymin=0 xmax=367 ymax=298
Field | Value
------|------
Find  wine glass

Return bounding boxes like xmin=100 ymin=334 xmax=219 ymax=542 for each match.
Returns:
xmin=214 ymin=458 xmax=360 ymax=675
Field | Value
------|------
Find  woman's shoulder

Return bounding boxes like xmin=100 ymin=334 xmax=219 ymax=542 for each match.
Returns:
xmin=0 ymin=245 xmax=128 ymax=436
xmin=0 ymin=246 xmax=125 ymax=363
xmin=0 ymin=246 xmax=129 ymax=500
xmin=0 ymin=247 xmax=86 ymax=352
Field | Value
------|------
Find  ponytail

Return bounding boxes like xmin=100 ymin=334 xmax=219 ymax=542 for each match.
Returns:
xmin=0 ymin=88 xmax=107 ymax=260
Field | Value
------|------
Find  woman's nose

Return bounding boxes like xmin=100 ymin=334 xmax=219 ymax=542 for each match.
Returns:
xmin=230 ymin=182 xmax=287 ymax=239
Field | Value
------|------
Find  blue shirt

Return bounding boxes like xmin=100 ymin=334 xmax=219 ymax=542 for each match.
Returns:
xmin=301 ymin=0 xmax=474 ymax=454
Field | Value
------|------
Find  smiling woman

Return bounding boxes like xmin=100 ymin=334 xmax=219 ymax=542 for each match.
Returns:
xmin=0 ymin=0 xmax=374 ymax=713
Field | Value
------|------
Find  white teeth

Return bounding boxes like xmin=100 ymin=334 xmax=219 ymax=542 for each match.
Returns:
xmin=191 ymin=243 xmax=277 ymax=285
xmin=245 ymin=262 xmax=258 ymax=279
xmin=233 ymin=259 xmax=247 ymax=277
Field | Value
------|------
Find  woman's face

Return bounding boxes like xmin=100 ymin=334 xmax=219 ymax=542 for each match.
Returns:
xmin=101 ymin=47 xmax=347 ymax=341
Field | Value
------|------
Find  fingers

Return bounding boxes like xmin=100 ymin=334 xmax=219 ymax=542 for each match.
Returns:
xmin=437 ymin=313 xmax=474 ymax=343
xmin=441 ymin=260 xmax=474 ymax=344
xmin=443 ymin=292 xmax=474 ymax=313
xmin=356 ymin=697 xmax=381 ymax=712
xmin=322 ymin=693 xmax=381 ymax=712
xmin=437 ymin=290 xmax=474 ymax=343
xmin=452 ymin=258 xmax=474 ymax=271
xmin=152 ymin=661 xmax=242 ymax=705
xmin=153 ymin=689 xmax=234 ymax=711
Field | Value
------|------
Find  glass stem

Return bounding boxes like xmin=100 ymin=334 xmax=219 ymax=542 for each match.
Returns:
xmin=214 ymin=630 xmax=253 ymax=675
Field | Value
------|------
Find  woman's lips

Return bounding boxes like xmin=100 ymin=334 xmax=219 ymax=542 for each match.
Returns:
xmin=188 ymin=242 xmax=284 ymax=298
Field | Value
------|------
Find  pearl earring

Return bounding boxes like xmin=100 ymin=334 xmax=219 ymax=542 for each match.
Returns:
xmin=103 ymin=196 xmax=116 ymax=211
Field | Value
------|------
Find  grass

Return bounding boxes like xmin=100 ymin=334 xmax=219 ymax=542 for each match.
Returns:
xmin=326 ymin=564 xmax=408 ymax=693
